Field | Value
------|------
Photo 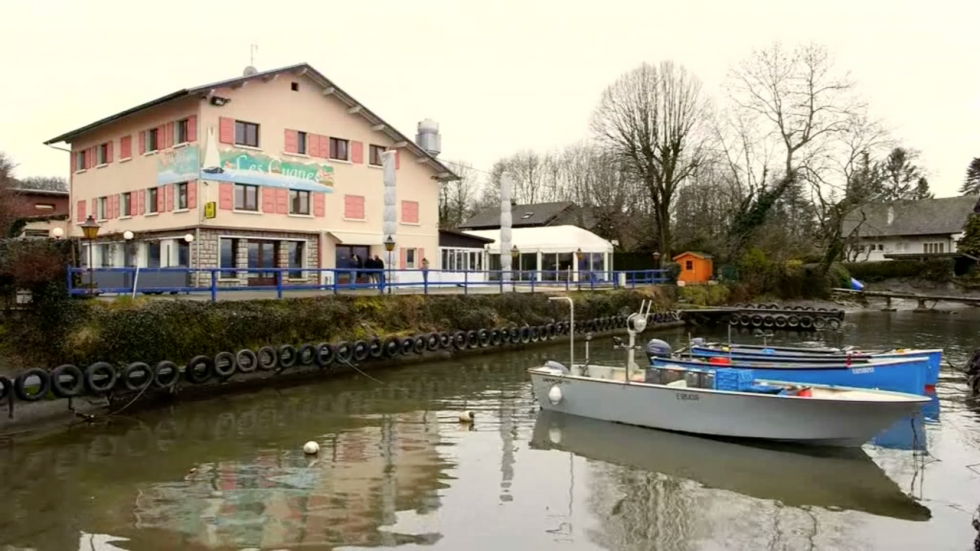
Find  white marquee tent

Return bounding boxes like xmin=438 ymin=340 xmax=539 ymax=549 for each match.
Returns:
xmin=464 ymin=225 xmax=614 ymax=281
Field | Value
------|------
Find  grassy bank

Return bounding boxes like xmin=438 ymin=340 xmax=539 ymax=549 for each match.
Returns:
xmin=4 ymin=288 xmax=670 ymax=369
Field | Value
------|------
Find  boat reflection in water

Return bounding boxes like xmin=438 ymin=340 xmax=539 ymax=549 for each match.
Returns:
xmin=871 ymin=389 xmax=939 ymax=451
xmin=530 ymin=410 xmax=931 ymax=522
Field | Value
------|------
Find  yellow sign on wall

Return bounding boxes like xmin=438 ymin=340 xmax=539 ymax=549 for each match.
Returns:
xmin=204 ymin=202 xmax=216 ymax=219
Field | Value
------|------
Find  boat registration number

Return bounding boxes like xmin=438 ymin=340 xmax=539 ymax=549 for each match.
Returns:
xmin=675 ymin=392 xmax=700 ymax=401
xmin=850 ymin=367 xmax=874 ymax=374
xmin=541 ymin=376 xmax=569 ymax=385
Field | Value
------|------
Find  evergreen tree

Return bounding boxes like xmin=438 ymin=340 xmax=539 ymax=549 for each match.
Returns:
xmin=911 ymin=177 xmax=933 ymax=200
xmin=957 ymin=214 xmax=980 ymax=257
xmin=961 ymin=157 xmax=980 ymax=196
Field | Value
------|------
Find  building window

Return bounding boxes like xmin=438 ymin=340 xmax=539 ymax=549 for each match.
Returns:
xmin=235 ymin=184 xmax=259 ymax=211
xmin=97 ymin=196 xmax=108 ymax=220
xmin=176 ymin=183 xmax=188 ymax=210
xmin=924 ymin=242 xmax=946 ymax=254
xmin=406 ymin=248 xmax=417 ymax=269
xmin=146 ymin=128 xmax=159 ymax=152
xmin=35 ymin=203 xmax=55 ymax=211
xmin=297 ymin=131 xmax=307 ymax=155
xmin=329 ymin=138 xmax=349 ymax=161
xmin=147 ymin=187 xmax=159 ymax=213
xmin=289 ymin=190 xmax=310 ymax=215
xmin=99 ymin=244 xmax=113 ymax=267
xmin=146 ymin=241 xmax=161 ymax=268
xmin=235 ymin=120 xmax=260 ymax=147
xmin=220 ymin=238 xmax=239 ymax=278
xmin=75 ymin=150 xmax=86 ymax=170
xmin=121 ymin=192 xmax=131 ymax=217
xmin=369 ymin=145 xmax=385 ymax=166
xmin=284 ymin=241 xmax=304 ymax=278
xmin=685 ymin=260 xmax=693 ymax=270
xmin=291 ymin=82 xmax=300 ymax=92
xmin=97 ymin=143 xmax=109 ymax=165
xmin=176 ymin=118 xmax=189 ymax=144
xmin=177 ymin=240 xmax=190 ymax=267
xmin=23 ymin=229 xmax=49 ymax=238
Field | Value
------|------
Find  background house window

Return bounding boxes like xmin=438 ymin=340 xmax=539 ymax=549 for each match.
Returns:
xmin=147 ymin=187 xmax=159 ymax=213
xmin=97 ymin=143 xmax=109 ymax=165
xmin=176 ymin=119 xmax=189 ymax=144
xmin=146 ymin=128 xmax=159 ymax=152
xmin=235 ymin=121 xmax=260 ymax=147
xmin=369 ymin=145 xmax=385 ymax=166
xmin=177 ymin=241 xmax=190 ymax=267
xmin=297 ymin=131 xmax=307 ymax=155
xmin=121 ymin=192 xmax=131 ymax=216
xmin=35 ymin=203 xmax=54 ymax=211
xmin=176 ymin=183 xmax=188 ymax=210
xmin=284 ymin=241 xmax=304 ymax=278
xmin=329 ymin=138 xmax=349 ymax=161
xmin=146 ymin=242 xmax=161 ymax=268
xmin=220 ymin=238 xmax=239 ymax=278
xmin=235 ymin=184 xmax=259 ymax=211
xmin=289 ymin=190 xmax=310 ymax=215
xmin=97 ymin=196 xmax=108 ymax=220
xmin=685 ymin=260 xmax=693 ymax=270
xmin=406 ymin=248 xmax=417 ymax=269
xmin=75 ymin=151 xmax=86 ymax=170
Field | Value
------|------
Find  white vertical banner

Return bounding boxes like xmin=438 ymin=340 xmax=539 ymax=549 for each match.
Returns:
xmin=382 ymin=150 xmax=397 ymax=239
xmin=500 ymin=173 xmax=513 ymax=282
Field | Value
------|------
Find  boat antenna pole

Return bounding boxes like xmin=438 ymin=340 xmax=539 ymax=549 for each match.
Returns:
xmin=549 ymin=296 xmax=574 ymax=374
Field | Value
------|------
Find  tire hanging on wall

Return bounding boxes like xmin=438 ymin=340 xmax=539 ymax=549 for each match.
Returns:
xmin=828 ymin=318 xmax=841 ymax=330
xmin=529 ymin=327 xmax=540 ymax=343
xmin=425 ymin=333 xmax=440 ymax=351
xmin=257 ymin=347 xmax=278 ymax=371
xmin=519 ymin=326 xmax=531 ymax=343
xmin=385 ymin=338 xmax=401 ymax=357
xmin=763 ymin=315 xmax=775 ymax=328
xmin=236 ymin=350 xmax=259 ymax=373
xmin=14 ymin=368 xmax=50 ymax=402
xmin=316 ymin=342 xmax=336 ymax=367
xmin=774 ymin=315 xmax=788 ymax=328
xmin=51 ymin=364 xmax=84 ymax=398
xmin=800 ymin=316 xmax=814 ymax=329
xmin=85 ymin=361 xmax=119 ymax=393
xmin=213 ymin=352 xmax=236 ymax=378
xmin=353 ymin=340 xmax=371 ymax=362
xmin=510 ymin=327 xmax=522 ymax=344
xmin=183 ymin=356 xmax=214 ymax=385
xmin=787 ymin=315 xmax=800 ymax=328
xmin=453 ymin=332 xmax=467 ymax=350
xmin=122 ymin=362 xmax=153 ymax=392
xmin=490 ymin=329 xmax=503 ymax=346
xmin=813 ymin=317 xmax=827 ymax=330
xmin=739 ymin=314 xmax=751 ymax=326
xmin=296 ymin=344 xmax=317 ymax=367
xmin=477 ymin=329 xmax=491 ymax=347
xmin=278 ymin=345 xmax=298 ymax=369
xmin=728 ymin=315 xmax=739 ymax=326
xmin=438 ymin=332 xmax=452 ymax=349
xmin=335 ymin=342 xmax=354 ymax=363
xmin=369 ymin=337 xmax=385 ymax=358
xmin=0 ymin=376 xmax=11 ymax=402
xmin=465 ymin=331 xmax=479 ymax=349
xmin=413 ymin=336 xmax=426 ymax=354
xmin=153 ymin=361 xmax=179 ymax=389
xmin=546 ymin=323 xmax=556 ymax=339
xmin=400 ymin=337 xmax=415 ymax=355
xmin=750 ymin=315 xmax=764 ymax=327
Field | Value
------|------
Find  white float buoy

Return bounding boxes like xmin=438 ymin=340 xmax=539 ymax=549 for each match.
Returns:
xmin=458 ymin=410 xmax=475 ymax=423
xmin=548 ymin=385 xmax=563 ymax=405
xmin=303 ymin=441 xmax=320 ymax=455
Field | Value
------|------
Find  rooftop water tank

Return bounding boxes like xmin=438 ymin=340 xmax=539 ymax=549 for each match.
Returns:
xmin=415 ymin=119 xmax=441 ymax=157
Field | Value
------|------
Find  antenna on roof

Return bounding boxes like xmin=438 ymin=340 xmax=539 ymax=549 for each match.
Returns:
xmin=243 ymin=43 xmax=258 ymax=76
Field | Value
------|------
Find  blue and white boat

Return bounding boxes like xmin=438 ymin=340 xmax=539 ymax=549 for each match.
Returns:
xmin=682 ymin=341 xmax=942 ymax=388
xmin=647 ymin=350 xmax=928 ymax=395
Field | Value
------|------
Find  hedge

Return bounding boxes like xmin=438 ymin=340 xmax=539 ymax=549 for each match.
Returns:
xmin=843 ymin=258 xmax=955 ymax=284
xmin=4 ymin=288 xmax=670 ymax=368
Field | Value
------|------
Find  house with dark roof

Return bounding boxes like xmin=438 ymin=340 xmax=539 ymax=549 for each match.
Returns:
xmin=43 ymin=62 xmax=457 ymax=287
xmin=458 ymin=201 xmax=596 ymax=231
xmin=842 ymin=195 xmax=979 ymax=261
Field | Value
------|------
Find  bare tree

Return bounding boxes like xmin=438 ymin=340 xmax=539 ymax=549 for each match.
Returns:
xmin=18 ymin=176 xmax=68 ymax=192
xmin=439 ymin=161 xmax=479 ymax=229
xmin=591 ymin=60 xmax=711 ymax=257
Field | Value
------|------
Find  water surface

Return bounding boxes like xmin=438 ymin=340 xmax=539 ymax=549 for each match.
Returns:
xmin=0 ymin=310 xmax=978 ymax=550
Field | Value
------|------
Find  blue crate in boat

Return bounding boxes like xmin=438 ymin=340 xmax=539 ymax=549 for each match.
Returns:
xmin=713 ymin=368 xmax=754 ymax=391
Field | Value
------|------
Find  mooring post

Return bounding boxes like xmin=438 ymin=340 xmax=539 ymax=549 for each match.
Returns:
xmin=882 ymin=296 xmax=896 ymax=312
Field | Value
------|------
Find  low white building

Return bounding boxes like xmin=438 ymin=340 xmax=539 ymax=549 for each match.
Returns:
xmin=842 ymin=195 xmax=979 ymax=261
xmin=464 ymin=225 xmax=615 ymax=282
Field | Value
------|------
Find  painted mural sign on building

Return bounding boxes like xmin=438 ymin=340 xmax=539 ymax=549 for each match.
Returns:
xmin=157 ymin=146 xmax=200 ymax=185
xmin=201 ymin=149 xmax=335 ymax=192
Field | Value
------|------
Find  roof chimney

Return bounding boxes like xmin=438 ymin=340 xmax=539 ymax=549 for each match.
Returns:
xmin=415 ymin=119 xmax=441 ymax=157
xmin=887 ymin=206 xmax=895 ymax=225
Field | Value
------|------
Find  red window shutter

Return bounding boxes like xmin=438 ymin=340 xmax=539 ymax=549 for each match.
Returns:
xmin=351 ymin=141 xmax=363 ymax=164
xmin=275 ymin=189 xmax=288 ymax=214
xmin=139 ymin=131 xmax=146 ymax=155
xmin=218 ymin=183 xmax=234 ymax=210
xmin=106 ymin=141 xmax=114 ymax=164
xmin=138 ymin=190 xmax=145 ymax=215
xmin=395 ymin=149 xmax=401 ymax=170
xmin=158 ymin=125 xmax=167 ymax=149
xmin=165 ymin=184 xmax=174 ymax=212
xmin=165 ymin=122 xmax=175 ymax=148
xmin=284 ymin=130 xmax=298 ymax=154
xmin=129 ymin=193 xmax=136 ymax=215
xmin=113 ymin=194 xmax=120 ymax=218
xmin=120 ymin=135 xmax=131 ymax=158
xmin=76 ymin=200 xmax=85 ymax=223
xmin=262 ymin=188 xmax=276 ymax=213
xmin=318 ymin=135 xmax=329 ymax=158
xmin=219 ymin=117 xmax=234 ymax=144
xmin=399 ymin=248 xmax=407 ymax=269
xmin=187 ymin=181 xmax=197 ymax=209
xmin=187 ymin=115 xmax=198 ymax=142
xmin=70 ymin=152 xmax=77 ymax=173
xmin=313 ymin=192 xmax=325 ymax=217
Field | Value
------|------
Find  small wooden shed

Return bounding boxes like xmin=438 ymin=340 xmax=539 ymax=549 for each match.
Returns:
xmin=673 ymin=251 xmax=713 ymax=284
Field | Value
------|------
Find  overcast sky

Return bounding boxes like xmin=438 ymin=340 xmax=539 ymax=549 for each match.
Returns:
xmin=2 ymin=0 xmax=978 ymax=196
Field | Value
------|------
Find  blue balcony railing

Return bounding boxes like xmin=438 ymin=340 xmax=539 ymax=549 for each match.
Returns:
xmin=66 ymin=266 xmax=672 ymax=302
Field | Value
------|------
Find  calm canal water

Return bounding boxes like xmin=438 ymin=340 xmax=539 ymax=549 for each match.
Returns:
xmin=0 ymin=311 xmax=978 ymax=551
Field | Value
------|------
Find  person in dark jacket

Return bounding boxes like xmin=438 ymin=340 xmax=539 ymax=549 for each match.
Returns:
xmin=374 ymin=255 xmax=386 ymax=289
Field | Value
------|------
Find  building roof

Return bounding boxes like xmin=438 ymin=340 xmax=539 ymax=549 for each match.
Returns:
xmin=12 ymin=187 xmax=69 ymax=197
xmin=460 ymin=201 xmax=578 ymax=230
xmin=438 ymin=228 xmax=494 ymax=248
xmin=673 ymin=251 xmax=713 ymax=261
xmin=43 ymin=63 xmax=458 ymax=181
xmin=843 ymin=195 xmax=980 ymax=238
xmin=463 ymin=225 xmax=614 ymax=254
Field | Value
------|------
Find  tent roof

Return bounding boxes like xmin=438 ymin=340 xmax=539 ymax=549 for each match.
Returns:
xmin=463 ymin=225 xmax=613 ymax=254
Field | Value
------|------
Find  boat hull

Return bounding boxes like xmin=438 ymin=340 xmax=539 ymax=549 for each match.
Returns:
xmin=529 ymin=368 xmax=928 ymax=448
xmin=652 ymin=356 xmax=927 ymax=394
xmin=689 ymin=345 xmax=942 ymax=386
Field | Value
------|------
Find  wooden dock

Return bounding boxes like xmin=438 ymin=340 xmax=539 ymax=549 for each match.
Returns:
xmin=832 ymin=288 xmax=980 ymax=310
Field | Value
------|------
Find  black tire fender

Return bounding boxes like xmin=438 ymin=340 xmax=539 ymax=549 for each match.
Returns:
xmin=183 ymin=356 xmax=213 ymax=385
xmin=278 ymin=344 xmax=297 ymax=369
xmin=236 ymin=350 xmax=259 ymax=373
xmin=51 ymin=364 xmax=85 ymax=398
xmin=153 ymin=361 xmax=179 ymax=389
xmin=296 ymin=344 xmax=317 ymax=367
xmin=86 ymin=362 xmax=119 ymax=394
xmin=122 ymin=362 xmax=153 ymax=392
xmin=316 ymin=342 xmax=335 ymax=367
xmin=257 ymin=347 xmax=278 ymax=370
xmin=353 ymin=340 xmax=371 ymax=361
xmin=335 ymin=342 xmax=354 ymax=362
xmin=15 ymin=368 xmax=50 ymax=402
xmin=214 ymin=352 xmax=237 ymax=378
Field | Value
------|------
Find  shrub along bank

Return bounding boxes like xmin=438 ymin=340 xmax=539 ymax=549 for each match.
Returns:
xmin=842 ymin=258 xmax=955 ymax=284
xmin=5 ymin=288 xmax=670 ymax=369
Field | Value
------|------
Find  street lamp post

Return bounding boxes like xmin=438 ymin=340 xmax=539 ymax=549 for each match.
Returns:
xmin=184 ymin=233 xmax=195 ymax=290
xmin=653 ymin=251 xmax=661 ymax=283
xmin=80 ymin=216 xmax=101 ymax=296
xmin=384 ymin=235 xmax=395 ymax=295
xmin=575 ymin=247 xmax=583 ymax=290
xmin=49 ymin=227 xmax=64 ymax=240
xmin=510 ymin=245 xmax=520 ymax=292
